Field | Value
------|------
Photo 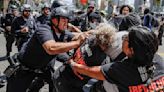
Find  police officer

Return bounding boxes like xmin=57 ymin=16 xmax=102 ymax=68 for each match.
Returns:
xmin=81 ymin=3 xmax=95 ymax=32
xmin=158 ymin=17 xmax=164 ymax=45
xmin=11 ymin=4 xmax=37 ymax=51
xmin=27 ymin=2 xmax=69 ymax=92
xmin=51 ymin=0 xmax=66 ymax=10
xmin=29 ymin=1 xmax=70 ymax=92
xmin=7 ymin=0 xmax=20 ymax=12
xmin=28 ymin=4 xmax=77 ymax=92
xmin=0 ymin=8 xmax=4 ymax=28
xmin=88 ymin=12 xmax=101 ymax=30
xmin=3 ymin=5 xmax=18 ymax=57
xmin=6 ymin=6 xmax=86 ymax=92
xmin=36 ymin=3 xmax=50 ymax=25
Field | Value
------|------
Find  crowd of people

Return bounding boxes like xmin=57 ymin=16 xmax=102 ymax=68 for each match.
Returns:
xmin=0 ymin=0 xmax=164 ymax=92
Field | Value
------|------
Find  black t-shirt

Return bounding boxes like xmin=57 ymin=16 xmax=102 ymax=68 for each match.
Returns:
xmin=101 ymin=57 xmax=164 ymax=92
xmin=18 ymin=24 xmax=74 ymax=69
xmin=101 ymin=59 xmax=143 ymax=92
xmin=36 ymin=14 xmax=50 ymax=25
xmin=54 ymin=36 xmax=108 ymax=91
xmin=4 ymin=13 xmax=15 ymax=26
xmin=12 ymin=16 xmax=37 ymax=37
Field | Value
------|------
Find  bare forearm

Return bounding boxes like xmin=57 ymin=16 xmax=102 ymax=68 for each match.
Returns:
xmin=73 ymin=63 xmax=105 ymax=80
xmin=43 ymin=40 xmax=80 ymax=55
xmin=71 ymin=26 xmax=81 ymax=33
xmin=68 ymin=23 xmax=81 ymax=33
xmin=50 ymin=41 xmax=79 ymax=53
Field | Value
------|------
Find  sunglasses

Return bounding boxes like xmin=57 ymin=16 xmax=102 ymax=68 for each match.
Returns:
xmin=24 ymin=10 xmax=31 ymax=12
xmin=88 ymin=7 xmax=94 ymax=9
xmin=122 ymin=34 xmax=129 ymax=41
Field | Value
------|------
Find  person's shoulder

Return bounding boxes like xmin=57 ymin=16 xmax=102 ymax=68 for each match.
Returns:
xmin=28 ymin=16 xmax=35 ymax=21
xmin=37 ymin=15 xmax=43 ymax=20
xmin=36 ymin=24 xmax=51 ymax=32
xmin=116 ymin=31 xmax=128 ymax=37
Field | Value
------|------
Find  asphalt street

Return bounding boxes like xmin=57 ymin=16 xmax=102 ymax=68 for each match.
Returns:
xmin=0 ymin=33 xmax=49 ymax=92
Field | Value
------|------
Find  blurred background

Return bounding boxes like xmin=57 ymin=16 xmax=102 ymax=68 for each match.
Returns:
xmin=0 ymin=0 xmax=164 ymax=17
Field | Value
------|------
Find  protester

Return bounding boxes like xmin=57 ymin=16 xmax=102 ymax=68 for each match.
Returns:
xmin=119 ymin=5 xmax=133 ymax=15
xmin=69 ymin=26 xmax=163 ymax=92
xmin=54 ymin=23 xmax=116 ymax=92
xmin=119 ymin=13 xmax=141 ymax=31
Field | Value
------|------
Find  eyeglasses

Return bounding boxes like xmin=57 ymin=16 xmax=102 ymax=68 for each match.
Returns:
xmin=24 ymin=10 xmax=31 ymax=12
xmin=122 ymin=34 xmax=129 ymax=41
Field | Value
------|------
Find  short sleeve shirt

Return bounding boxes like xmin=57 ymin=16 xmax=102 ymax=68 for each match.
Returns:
xmin=101 ymin=59 xmax=143 ymax=92
xmin=18 ymin=24 xmax=74 ymax=69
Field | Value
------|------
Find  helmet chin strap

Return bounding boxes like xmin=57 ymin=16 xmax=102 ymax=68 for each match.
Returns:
xmin=51 ymin=17 xmax=63 ymax=33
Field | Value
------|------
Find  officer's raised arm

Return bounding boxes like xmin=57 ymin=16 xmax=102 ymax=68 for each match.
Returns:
xmin=42 ymin=34 xmax=86 ymax=55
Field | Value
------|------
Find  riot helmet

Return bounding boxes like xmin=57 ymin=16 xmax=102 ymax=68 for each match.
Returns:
xmin=21 ymin=4 xmax=31 ymax=18
xmin=21 ymin=4 xmax=31 ymax=12
xmin=41 ymin=3 xmax=50 ymax=16
xmin=10 ymin=5 xmax=18 ymax=11
xmin=51 ymin=0 xmax=65 ymax=10
xmin=42 ymin=3 xmax=50 ymax=11
xmin=10 ymin=5 xmax=18 ymax=16
xmin=51 ymin=7 xmax=70 ymax=32
xmin=51 ymin=7 xmax=70 ymax=19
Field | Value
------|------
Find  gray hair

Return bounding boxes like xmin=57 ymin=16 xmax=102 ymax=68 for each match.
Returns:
xmin=94 ymin=23 xmax=116 ymax=46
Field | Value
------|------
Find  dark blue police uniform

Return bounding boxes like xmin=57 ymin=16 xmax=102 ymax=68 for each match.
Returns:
xmin=6 ymin=24 xmax=74 ymax=92
xmin=36 ymin=14 xmax=50 ymax=25
xmin=12 ymin=16 xmax=36 ymax=51
xmin=3 ymin=13 xmax=17 ymax=56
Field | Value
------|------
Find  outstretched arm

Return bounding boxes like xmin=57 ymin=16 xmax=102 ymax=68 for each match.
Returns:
xmin=69 ymin=59 xmax=105 ymax=80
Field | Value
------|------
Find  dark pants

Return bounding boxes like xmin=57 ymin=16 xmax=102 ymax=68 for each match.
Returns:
xmin=16 ymin=37 xmax=29 ymax=51
xmin=53 ymin=65 xmax=86 ymax=92
xmin=28 ymin=68 xmax=54 ymax=92
xmin=6 ymin=69 xmax=36 ymax=92
xmin=53 ymin=65 xmax=105 ymax=92
xmin=158 ymin=25 xmax=164 ymax=45
xmin=7 ymin=67 xmax=54 ymax=92
xmin=158 ymin=30 xmax=164 ymax=45
xmin=5 ymin=33 xmax=15 ymax=55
